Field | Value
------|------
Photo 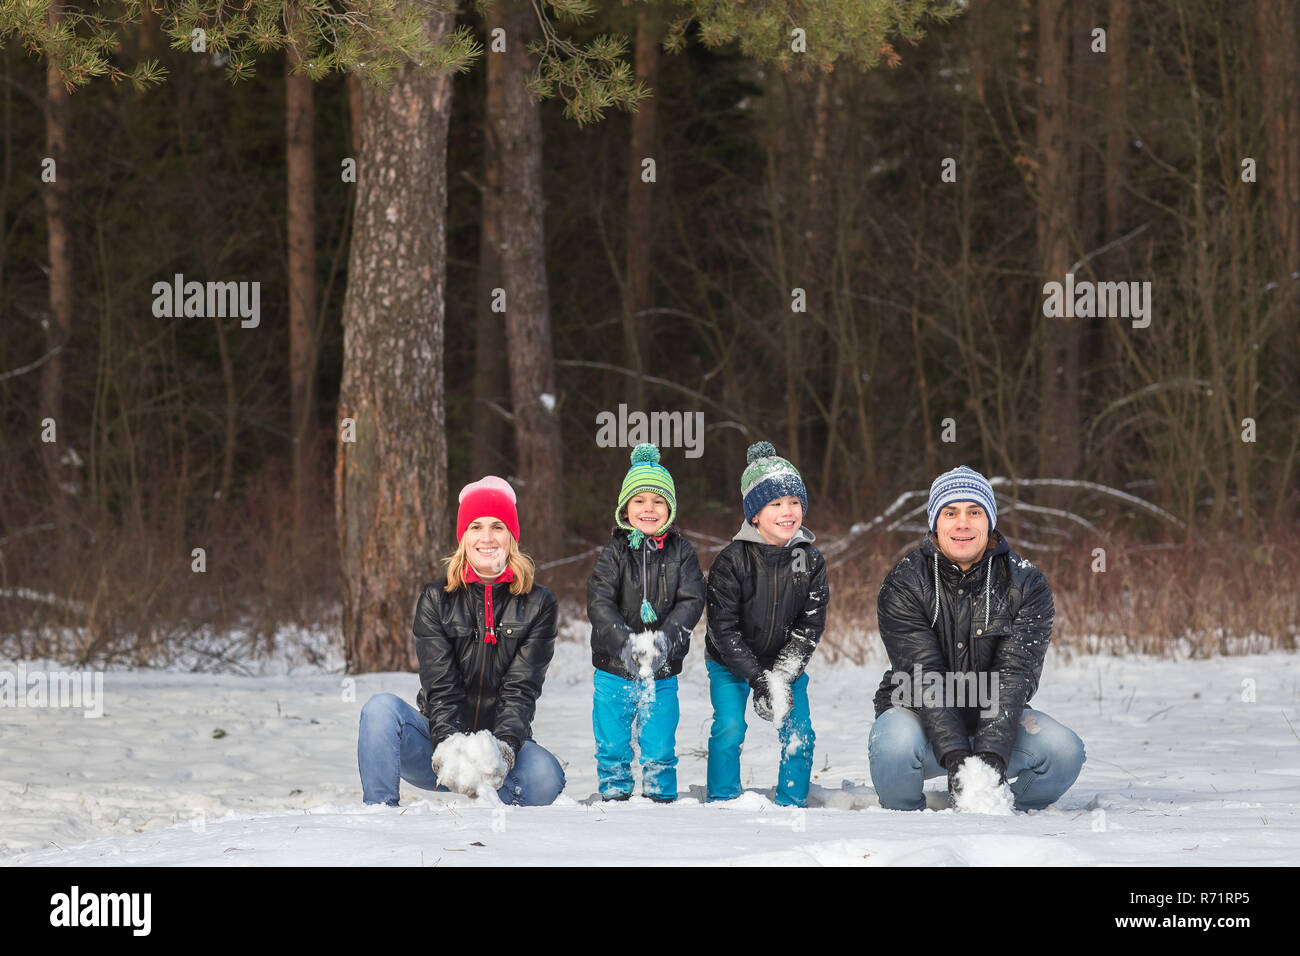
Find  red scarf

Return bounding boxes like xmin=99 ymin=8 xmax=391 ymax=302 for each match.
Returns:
xmin=463 ymin=563 xmax=516 ymax=644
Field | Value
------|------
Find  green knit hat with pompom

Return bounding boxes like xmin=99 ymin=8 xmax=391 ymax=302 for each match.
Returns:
xmin=615 ymin=444 xmax=677 ymax=536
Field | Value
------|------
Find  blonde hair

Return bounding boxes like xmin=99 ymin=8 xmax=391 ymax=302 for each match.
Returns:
xmin=442 ymin=531 xmax=535 ymax=595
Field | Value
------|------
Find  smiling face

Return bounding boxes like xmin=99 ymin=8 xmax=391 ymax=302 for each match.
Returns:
xmin=462 ymin=518 xmax=512 ymax=578
xmin=933 ymin=501 xmax=990 ymax=570
xmin=753 ymin=495 xmax=803 ymax=545
xmin=625 ymin=493 xmax=670 ymax=535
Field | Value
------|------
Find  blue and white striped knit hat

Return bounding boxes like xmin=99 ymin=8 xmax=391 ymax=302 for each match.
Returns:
xmin=927 ymin=465 xmax=997 ymax=532
xmin=741 ymin=441 xmax=808 ymax=523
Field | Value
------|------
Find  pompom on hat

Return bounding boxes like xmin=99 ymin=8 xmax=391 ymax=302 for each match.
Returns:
xmin=456 ymin=476 xmax=520 ymax=543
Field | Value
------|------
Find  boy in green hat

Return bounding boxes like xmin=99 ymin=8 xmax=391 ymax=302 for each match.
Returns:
xmin=586 ymin=444 xmax=706 ymax=801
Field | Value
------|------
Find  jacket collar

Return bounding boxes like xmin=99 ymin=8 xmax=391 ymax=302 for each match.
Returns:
xmin=463 ymin=563 xmax=515 ymax=588
xmin=614 ymin=525 xmax=674 ymax=550
xmin=732 ymin=520 xmax=816 ymax=547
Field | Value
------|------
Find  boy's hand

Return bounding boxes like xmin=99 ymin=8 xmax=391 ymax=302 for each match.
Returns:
xmin=648 ymin=631 xmax=671 ymax=671
xmin=750 ymin=673 xmax=774 ymax=721
xmin=619 ymin=631 xmax=670 ymax=678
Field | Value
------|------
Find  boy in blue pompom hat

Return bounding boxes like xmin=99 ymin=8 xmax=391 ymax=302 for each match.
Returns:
xmin=704 ymin=441 xmax=830 ymax=807
xmin=586 ymin=444 xmax=705 ymax=801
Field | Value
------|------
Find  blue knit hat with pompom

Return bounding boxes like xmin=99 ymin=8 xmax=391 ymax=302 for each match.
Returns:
xmin=740 ymin=441 xmax=808 ymax=524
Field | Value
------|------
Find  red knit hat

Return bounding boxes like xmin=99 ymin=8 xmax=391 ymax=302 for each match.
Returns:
xmin=456 ymin=476 xmax=520 ymax=543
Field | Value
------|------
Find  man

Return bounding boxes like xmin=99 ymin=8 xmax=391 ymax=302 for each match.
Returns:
xmin=868 ymin=465 xmax=1085 ymax=810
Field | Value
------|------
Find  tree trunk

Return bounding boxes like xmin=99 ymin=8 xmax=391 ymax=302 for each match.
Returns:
xmin=1035 ymin=0 xmax=1081 ymax=477
xmin=138 ymin=3 xmax=159 ymax=58
xmin=347 ymin=73 xmax=362 ymax=158
xmin=286 ymin=28 xmax=318 ymax=543
xmin=622 ymin=6 xmax=662 ymax=413
xmin=1256 ymin=1 xmax=1300 ymax=276
xmin=1104 ymin=0 xmax=1129 ymax=241
xmin=472 ymin=4 xmax=510 ymax=479
xmin=489 ymin=0 xmax=564 ymax=563
xmin=336 ymin=10 xmax=454 ymax=674
xmin=42 ymin=8 xmax=74 ymax=539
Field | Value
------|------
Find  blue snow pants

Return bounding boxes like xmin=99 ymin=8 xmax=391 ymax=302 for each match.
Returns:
xmin=592 ymin=670 xmax=680 ymax=800
xmin=705 ymin=659 xmax=815 ymax=807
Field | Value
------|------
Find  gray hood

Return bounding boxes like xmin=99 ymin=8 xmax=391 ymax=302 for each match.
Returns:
xmin=732 ymin=520 xmax=816 ymax=547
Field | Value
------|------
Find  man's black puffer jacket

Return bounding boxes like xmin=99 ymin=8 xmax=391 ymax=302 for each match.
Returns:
xmin=705 ymin=523 xmax=829 ymax=683
xmin=587 ymin=527 xmax=706 ymax=681
xmin=872 ymin=530 xmax=1054 ymax=769
xmin=413 ymin=576 xmax=557 ymax=759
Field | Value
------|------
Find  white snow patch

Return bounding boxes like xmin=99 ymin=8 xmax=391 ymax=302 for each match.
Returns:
xmin=3 ymin=636 xmax=1300 ymax=865
xmin=952 ymin=757 xmax=1013 ymax=815
xmin=431 ymin=731 xmax=507 ymax=802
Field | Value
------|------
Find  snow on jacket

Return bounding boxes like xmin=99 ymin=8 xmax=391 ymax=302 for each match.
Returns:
xmin=705 ymin=521 xmax=829 ymax=683
xmin=413 ymin=576 xmax=557 ymax=759
xmin=872 ymin=530 xmax=1054 ymax=768
xmin=587 ymin=526 xmax=706 ymax=681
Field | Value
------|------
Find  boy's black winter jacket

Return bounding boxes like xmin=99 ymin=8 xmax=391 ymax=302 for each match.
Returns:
xmin=871 ymin=530 xmax=1054 ymax=769
xmin=705 ymin=523 xmax=829 ymax=683
xmin=587 ymin=527 xmax=706 ymax=681
xmin=413 ymin=577 xmax=557 ymax=758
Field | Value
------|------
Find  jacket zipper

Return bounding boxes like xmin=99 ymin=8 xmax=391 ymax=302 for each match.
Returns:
xmin=762 ymin=549 xmax=778 ymax=656
xmin=472 ymin=585 xmax=489 ymax=729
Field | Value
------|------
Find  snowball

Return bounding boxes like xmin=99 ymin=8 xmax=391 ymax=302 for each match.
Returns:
xmin=765 ymin=670 xmax=793 ymax=726
xmin=952 ymin=756 xmax=1014 ymax=814
xmin=627 ymin=630 xmax=662 ymax=681
xmin=432 ymin=731 xmax=507 ymax=802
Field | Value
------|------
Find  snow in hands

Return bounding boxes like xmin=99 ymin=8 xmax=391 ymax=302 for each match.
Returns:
xmin=766 ymin=670 xmax=793 ymax=726
xmin=431 ymin=731 xmax=510 ymax=802
xmin=952 ymin=756 xmax=1013 ymax=814
xmin=627 ymin=629 xmax=663 ymax=679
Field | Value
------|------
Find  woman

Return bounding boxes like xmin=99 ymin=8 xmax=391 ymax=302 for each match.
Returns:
xmin=357 ymin=476 xmax=566 ymax=806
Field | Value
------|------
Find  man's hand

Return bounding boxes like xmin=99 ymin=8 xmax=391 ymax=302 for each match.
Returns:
xmin=974 ymin=751 xmax=1007 ymax=784
xmin=943 ymin=749 xmax=973 ymax=800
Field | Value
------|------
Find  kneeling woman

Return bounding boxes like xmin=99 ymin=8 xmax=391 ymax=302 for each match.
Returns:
xmin=358 ymin=476 xmax=566 ymax=806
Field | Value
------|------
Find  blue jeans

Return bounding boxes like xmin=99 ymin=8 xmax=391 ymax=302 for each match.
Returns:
xmin=867 ymin=706 xmax=1086 ymax=810
xmin=705 ymin=659 xmax=815 ymax=807
xmin=592 ymin=670 xmax=679 ymax=799
xmin=357 ymin=692 xmax=566 ymax=806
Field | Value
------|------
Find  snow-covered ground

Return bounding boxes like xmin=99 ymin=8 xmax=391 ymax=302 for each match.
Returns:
xmin=2 ymin=625 xmax=1298 ymax=866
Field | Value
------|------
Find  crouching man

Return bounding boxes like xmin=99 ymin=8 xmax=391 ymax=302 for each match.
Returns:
xmin=868 ymin=465 xmax=1085 ymax=810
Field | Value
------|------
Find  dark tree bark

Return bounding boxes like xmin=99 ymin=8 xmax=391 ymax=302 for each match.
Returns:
xmin=286 ymin=26 xmax=318 ymax=543
xmin=42 ymin=8 xmax=73 ymax=533
xmin=1104 ymin=0 xmax=1129 ymax=242
xmin=622 ymin=5 xmax=662 ymax=412
xmin=1035 ymin=0 xmax=1081 ymax=477
xmin=1256 ymin=1 xmax=1300 ymax=302
xmin=489 ymin=0 xmax=564 ymax=563
xmin=336 ymin=10 xmax=454 ymax=674
xmin=471 ymin=3 xmax=509 ymax=479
